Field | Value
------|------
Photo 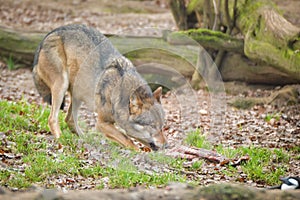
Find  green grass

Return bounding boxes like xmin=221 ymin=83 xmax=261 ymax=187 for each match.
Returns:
xmin=264 ymin=112 xmax=281 ymax=122
xmin=149 ymin=152 xmax=185 ymax=170
xmin=185 ymin=129 xmax=290 ymax=185
xmin=291 ymin=146 xmax=300 ymax=160
xmin=0 ymin=99 xmax=187 ymax=190
xmin=231 ymin=147 xmax=288 ymax=184
xmin=0 ymin=99 xmax=293 ymax=190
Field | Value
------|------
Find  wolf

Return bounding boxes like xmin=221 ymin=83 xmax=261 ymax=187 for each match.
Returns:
xmin=32 ymin=24 xmax=167 ymax=151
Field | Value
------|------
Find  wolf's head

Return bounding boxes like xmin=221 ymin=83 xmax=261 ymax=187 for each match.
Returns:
xmin=126 ymin=86 xmax=167 ymax=151
xmin=109 ymin=58 xmax=167 ymax=151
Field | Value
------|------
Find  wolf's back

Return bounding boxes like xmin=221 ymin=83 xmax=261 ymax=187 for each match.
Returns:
xmin=33 ymin=24 xmax=110 ymax=67
xmin=33 ymin=24 xmax=122 ymax=109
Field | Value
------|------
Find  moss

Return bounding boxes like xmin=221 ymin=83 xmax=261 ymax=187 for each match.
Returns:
xmin=245 ymin=36 xmax=300 ymax=76
xmin=0 ymin=30 xmax=42 ymax=53
xmin=237 ymin=0 xmax=274 ymax=32
xmin=197 ymin=184 xmax=256 ymax=200
xmin=181 ymin=29 xmax=235 ymax=41
xmin=230 ymin=98 xmax=257 ymax=109
xmin=168 ymin=29 xmax=244 ymax=53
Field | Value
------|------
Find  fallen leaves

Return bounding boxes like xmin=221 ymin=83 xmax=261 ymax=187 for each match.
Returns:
xmin=0 ymin=0 xmax=300 ymax=190
xmin=0 ymin=0 xmax=176 ymax=35
xmin=2 ymin=65 xmax=300 ymax=190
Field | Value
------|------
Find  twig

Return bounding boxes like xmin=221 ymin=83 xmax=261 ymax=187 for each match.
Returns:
xmin=166 ymin=145 xmax=250 ymax=167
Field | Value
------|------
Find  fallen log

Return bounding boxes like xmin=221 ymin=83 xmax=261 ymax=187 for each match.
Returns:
xmin=166 ymin=29 xmax=244 ymax=54
xmin=1 ymin=183 xmax=299 ymax=200
xmin=229 ymin=85 xmax=300 ymax=109
xmin=0 ymin=26 xmax=44 ymax=65
xmin=0 ymin=26 xmax=300 ymax=85
xmin=0 ymin=26 xmax=197 ymax=78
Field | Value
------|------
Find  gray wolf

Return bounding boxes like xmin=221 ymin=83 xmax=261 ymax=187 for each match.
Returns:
xmin=32 ymin=24 xmax=167 ymax=151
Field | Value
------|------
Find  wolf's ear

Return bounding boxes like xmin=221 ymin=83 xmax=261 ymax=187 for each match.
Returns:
xmin=129 ymin=93 xmax=143 ymax=115
xmin=153 ymin=87 xmax=162 ymax=103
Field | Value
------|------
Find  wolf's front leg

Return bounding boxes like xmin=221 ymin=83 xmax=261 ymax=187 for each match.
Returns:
xmin=49 ymin=80 xmax=69 ymax=138
xmin=96 ymin=121 xmax=139 ymax=151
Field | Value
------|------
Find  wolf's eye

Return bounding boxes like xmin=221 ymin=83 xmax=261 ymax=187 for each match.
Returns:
xmin=133 ymin=124 xmax=144 ymax=131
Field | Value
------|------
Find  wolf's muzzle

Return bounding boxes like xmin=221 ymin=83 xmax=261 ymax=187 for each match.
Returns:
xmin=149 ymin=142 xmax=168 ymax=151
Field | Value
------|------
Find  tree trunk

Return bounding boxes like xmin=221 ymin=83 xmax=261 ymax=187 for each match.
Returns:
xmin=237 ymin=0 xmax=300 ymax=81
xmin=169 ymin=0 xmax=300 ymax=86
xmin=169 ymin=0 xmax=188 ymax=30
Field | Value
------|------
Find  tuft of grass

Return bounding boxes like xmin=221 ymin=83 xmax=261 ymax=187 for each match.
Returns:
xmin=7 ymin=55 xmax=15 ymax=70
xmin=184 ymin=129 xmax=212 ymax=150
xmin=264 ymin=112 xmax=281 ymax=122
xmin=191 ymin=160 xmax=204 ymax=171
xmin=5 ymin=55 xmax=20 ymax=70
xmin=185 ymin=131 xmax=290 ymax=185
xmin=230 ymin=99 xmax=256 ymax=109
xmin=219 ymin=146 xmax=289 ymax=185
xmin=290 ymin=147 xmax=300 ymax=160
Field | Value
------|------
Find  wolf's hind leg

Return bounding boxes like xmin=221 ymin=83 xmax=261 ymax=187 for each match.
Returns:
xmin=65 ymin=96 xmax=75 ymax=132
xmin=65 ymin=97 xmax=84 ymax=136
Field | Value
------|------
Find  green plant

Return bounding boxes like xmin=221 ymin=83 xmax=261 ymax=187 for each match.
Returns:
xmin=264 ymin=112 xmax=281 ymax=122
xmin=5 ymin=55 xmax=20 ymax=70
xmin=191 ymin=160 xmax=204 ymax=170
xmin=184 ymin=129 xmax=212 ymax=149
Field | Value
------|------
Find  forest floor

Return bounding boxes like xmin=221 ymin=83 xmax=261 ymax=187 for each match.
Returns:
xmin=0 ymin=0 xmax=300 ymax=194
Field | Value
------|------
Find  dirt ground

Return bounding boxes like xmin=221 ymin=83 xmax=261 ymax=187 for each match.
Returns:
xmin=0 ymin=0 xmax=300 ymax=191
xmin=1 ymin=0 xmax=300 ymax=33
xmin=0 ymin=0 xmax=175 ymax=35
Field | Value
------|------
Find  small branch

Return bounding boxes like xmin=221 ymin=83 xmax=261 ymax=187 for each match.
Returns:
xmin=166 ymin=145 xmax=250 ymax=166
